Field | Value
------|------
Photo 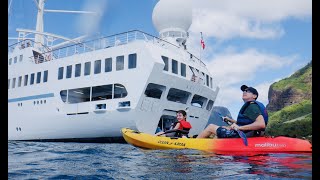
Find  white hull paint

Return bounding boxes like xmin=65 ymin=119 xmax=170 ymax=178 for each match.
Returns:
xmin=8 ymin=1 xmax=219 ymax=142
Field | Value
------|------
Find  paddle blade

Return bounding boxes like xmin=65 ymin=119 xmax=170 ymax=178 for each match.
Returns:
xmin=237 ymin=130 xmax=248 ymax=146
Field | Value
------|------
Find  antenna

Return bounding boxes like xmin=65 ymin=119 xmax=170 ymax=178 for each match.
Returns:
xmin=31 ymin=0 xmax=98 ymax=50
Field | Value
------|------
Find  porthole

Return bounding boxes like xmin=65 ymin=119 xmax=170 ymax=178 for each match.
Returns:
xmin=44 ymin=100 xmax=46 ymax=104
xmin=40 ymin=100 xmax=43 ymax=104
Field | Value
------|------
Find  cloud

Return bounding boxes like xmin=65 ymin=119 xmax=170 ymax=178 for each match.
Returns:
xmin=189 ymin=0 xmax=311 ymax=40
xmin=205 ymin=50 xmax=296 ymax=117
xmin=75 ymin=0 xmax=108 ymax=36
xmin=206 ymin=49 xmax=295 ymax=86
xmin=214 ymin=80 xmax=274 ymax=118
xmin=191 ymin=10 xmax=285 ymax=40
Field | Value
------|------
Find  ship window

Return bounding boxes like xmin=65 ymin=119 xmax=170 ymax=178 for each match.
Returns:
xmin=58 ymin=67 xmax=64 ymax=80
xmin=84 ymin=62 xmax=91 ymax=76
xmin=30 ymin=73 xmax=35 ymax=85
xmin=210 ymin=77 xmax=213 ymax=88
xmin=201 ymin=72 xmax=205 ymax=85
xmin=144 ymin=83 xmax=166 ymax=99
xmin=19 ymin=55 xmax=23 ymax=62
xmin=43 ymin=70 xmax=48 ymax=83
xmin=206 ymin=100 xmax=214 ymax=111
xmin=60 ymin=90 xmax=67 ymax=102
xmin=14 ymin=56 xmax=17 ymax=64
xmin=66 ymin=65 xmax=72 ymax=78
xmin=75 ymin=63 xmax=81 ymax=77
xmin=33 ymin=50 xmax=44 ymax=63
xmin=181 ymin=63 xmax=186 ymax=77
xmin=92 ymin=84 xmax=113 ymax=101
xmin=68 ymin=87 xmax=91 ymax=103
xmin=36 ymin=72 xmax=41 ymax=84
xmin=191 ymin=94 xmax=208 ymax=108
xmin=206 ymin=74 xmax=209 ymax=86
xmin=114 ymin=84 xmax=127 ymax=98
xmin=18 ymin=76 xmax=22 ymax=87
xmin=172 ymin=59 xmax=178 ymax=74
xmin=8 ymin=79 xmax=10 ymax=89
xmin=167 ymin=88 xmax=191 ymax=104
xmin=12 ymin=78 xmax=16 ymax=88
xmin=116 ymin=56 xmax=124 ymax=71
xmin=105 ymin=58 xmax=112 ymax=72
xmin=128 ymin=53 xmax=137 ymax=69
xmin=162 ymin=56 xmax=168 ymax=71
xmin=9 ymin=58 xmax=12 ymax=65
xmin=24 ymin=75 xmax=28 ymax=86
xmin=94 ymin=60 xmax=101 ymax=74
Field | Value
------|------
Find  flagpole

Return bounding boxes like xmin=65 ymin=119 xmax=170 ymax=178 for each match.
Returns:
xmin=200 ymin=32 xmax=202 ymax=60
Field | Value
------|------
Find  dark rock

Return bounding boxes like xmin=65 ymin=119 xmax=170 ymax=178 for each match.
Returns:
xmin=206 ymin=106 xmax=233 ymax=127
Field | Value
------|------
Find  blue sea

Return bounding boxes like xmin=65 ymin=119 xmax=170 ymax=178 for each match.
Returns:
xmin=8 ymin=141 xmax=312 ymax=179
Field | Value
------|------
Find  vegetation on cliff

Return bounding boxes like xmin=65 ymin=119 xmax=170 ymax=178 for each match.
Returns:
xmin=272 ymin=61 xmax=312 ymax=92
xmin=265 ymin=100 xmax=312 ymax=139
xmin=265 ymin=61 xmax=312 ymax=141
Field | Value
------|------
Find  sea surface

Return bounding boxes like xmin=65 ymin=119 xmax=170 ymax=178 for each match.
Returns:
xmin=8 ymin=141 xmax=312 ymax=179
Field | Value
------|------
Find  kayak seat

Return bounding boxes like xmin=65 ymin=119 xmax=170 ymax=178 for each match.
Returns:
xmin=163 ymin=129 xmax=190 ymax=138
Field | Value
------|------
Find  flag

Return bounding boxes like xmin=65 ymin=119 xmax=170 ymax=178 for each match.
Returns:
xmin=200 ymin=32 xmax=205 ymax=49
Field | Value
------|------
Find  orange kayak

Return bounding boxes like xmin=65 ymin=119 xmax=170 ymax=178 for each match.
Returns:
xmin=121 ymin=128 xmax=312 ymax=153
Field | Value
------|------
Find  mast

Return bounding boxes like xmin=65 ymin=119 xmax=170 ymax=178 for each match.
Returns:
xmin=34 ymin=0 xmax=45 ymax=49
xmin=30 ymin=0 xmax=97 ymax=51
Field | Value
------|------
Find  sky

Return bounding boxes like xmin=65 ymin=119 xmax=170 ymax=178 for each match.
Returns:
xmin=8 ymin=0 xmax=312 ymax=119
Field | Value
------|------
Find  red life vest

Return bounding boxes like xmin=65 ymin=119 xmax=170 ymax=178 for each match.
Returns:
xmin=178 ymin=120 xmax=192 ymax=130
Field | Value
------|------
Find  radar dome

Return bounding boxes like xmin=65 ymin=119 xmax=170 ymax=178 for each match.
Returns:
xmin=152 ymin=0 xmax=192 ymax=34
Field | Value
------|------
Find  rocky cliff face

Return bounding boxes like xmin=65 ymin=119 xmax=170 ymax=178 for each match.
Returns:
xmin=266 ymin=61 xmax=312 ymax=112
xmin=266 ymin=87 xmax=311 ymax=111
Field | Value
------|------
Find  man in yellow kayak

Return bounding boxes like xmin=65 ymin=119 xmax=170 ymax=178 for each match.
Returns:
xmin=155 ymin=110 xmax=192 ymax=137
xmin=197 ymin=85 xmax=268 ymax=139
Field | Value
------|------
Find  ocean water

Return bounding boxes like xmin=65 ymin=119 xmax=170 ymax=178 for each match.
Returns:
xmin=8 ymin=141 xmax=312 ymax=179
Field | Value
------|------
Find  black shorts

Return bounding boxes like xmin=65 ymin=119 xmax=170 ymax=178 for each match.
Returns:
xmin=216 ymin=127 xmax=240 ymax=138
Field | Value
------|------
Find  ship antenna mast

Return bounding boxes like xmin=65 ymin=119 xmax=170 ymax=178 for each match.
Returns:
xmin=33 ymin=0 xmax=97 ymax=50
xmin=34 ymin=0 xmax=45 ymax=48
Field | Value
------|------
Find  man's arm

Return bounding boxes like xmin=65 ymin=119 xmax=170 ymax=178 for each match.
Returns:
xmin=236 ymin=115 xmax=265 ymax=131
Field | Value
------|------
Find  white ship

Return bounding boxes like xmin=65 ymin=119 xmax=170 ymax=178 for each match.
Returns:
xmin=8 ymin=0 xmax=219 ymax=142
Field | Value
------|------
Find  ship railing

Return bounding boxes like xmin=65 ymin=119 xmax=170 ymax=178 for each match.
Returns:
xmin=8 ymin=39 xmax=34 ymax=53
xmin=12 ymin=30 xmax=206 ymax=67
xmin=8 ymin=39 xmax=59 ymax=64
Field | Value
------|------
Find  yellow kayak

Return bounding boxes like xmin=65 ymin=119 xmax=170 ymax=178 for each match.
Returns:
xmin=121 ymin=128 xmax=312 ymax=153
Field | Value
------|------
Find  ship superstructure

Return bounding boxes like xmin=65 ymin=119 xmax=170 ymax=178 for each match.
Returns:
xmin=8 ymin=0 xmax=219 ymax=142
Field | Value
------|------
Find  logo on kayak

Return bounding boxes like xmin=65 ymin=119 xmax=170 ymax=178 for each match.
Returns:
xmin=157 ymin=140 xmax=185 ymax=147
xmin=255 ymin=142 xmax=286 ymax=148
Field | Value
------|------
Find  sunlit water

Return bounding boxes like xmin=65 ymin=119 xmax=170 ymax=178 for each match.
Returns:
xmin=8 ymin=141 xmax=312 ymax=179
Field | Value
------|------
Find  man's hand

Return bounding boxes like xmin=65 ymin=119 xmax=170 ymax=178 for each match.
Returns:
xmin=223 ymin=116 xmax=236 ymax=124
xmin=230 ymin=123 xmax=240 ymax=130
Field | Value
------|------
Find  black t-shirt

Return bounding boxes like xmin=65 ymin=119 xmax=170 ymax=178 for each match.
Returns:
xmin=242 ymin=102 xmax=261 ymax=121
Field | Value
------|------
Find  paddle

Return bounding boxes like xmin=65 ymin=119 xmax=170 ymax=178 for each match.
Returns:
xmin=218 ymin=113 xmax=248 ymax=146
